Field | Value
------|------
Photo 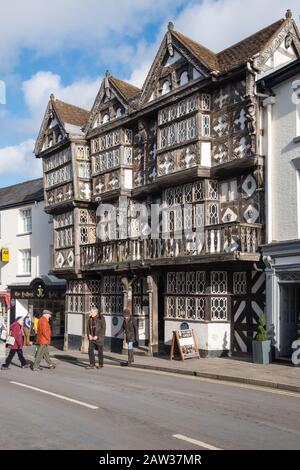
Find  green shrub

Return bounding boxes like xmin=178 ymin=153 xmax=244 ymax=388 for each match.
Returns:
xmin=255 ymin=314 xmax=268 ymax=342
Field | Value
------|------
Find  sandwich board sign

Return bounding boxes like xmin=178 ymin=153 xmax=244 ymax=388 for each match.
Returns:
xmin=169 ymin=329 xmax=200 ymax=361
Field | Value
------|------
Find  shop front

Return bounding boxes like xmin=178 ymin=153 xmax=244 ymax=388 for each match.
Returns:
xmin=9 ymin=277 xmax=66 ymax=337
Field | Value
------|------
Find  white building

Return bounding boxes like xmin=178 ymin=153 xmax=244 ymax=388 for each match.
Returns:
xmin=259 ymin=59 xmax=300 ymax=358
xmin=0 ymin=178 xmax=66 ymax=335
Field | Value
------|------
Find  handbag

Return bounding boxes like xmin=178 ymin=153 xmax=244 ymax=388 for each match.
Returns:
xmin=1 ymin=329 xmax=7 ymax=341
xmin=6 ymin=335 xmax=15 ymax=346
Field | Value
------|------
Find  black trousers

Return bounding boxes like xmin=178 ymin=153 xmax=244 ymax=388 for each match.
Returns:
xmin=5 ymin=349 xmax=26 ymax=367
xmin=88 ymin=342 xmax=103 ymax=366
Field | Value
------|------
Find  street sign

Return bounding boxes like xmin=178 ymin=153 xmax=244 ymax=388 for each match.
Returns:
xmin=1 ymin=248 xmax=9 ymax=263
xmin=169 ymin=329 xmax=200 ymax=361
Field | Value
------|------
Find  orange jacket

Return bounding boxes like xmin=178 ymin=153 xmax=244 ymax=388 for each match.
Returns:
xmin=36 ymin=316 xmax=51 ymax=345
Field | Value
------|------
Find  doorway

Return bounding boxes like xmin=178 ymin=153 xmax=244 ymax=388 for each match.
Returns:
xmin=279 ymin=284 xmax=300 ymax=357
xmin=157 ymin=275 xmax=165 ymax=355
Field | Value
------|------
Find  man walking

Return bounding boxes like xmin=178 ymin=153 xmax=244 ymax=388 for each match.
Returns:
xmin=23 ymin=313 xmax=32 ymax=346
xmin=86 ymin=308 xmax=106 ymax=370
xmin=31 ymin=310 xmax=56 ymax=371
xmin=114 ymin=309 xmax=138 ymax=365
xmin=1 ymin=317 xmax=29 ymax=370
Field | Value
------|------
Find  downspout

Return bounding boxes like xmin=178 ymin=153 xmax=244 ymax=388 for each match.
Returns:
xmin=263 ymin=95 xmax=276 ymax=244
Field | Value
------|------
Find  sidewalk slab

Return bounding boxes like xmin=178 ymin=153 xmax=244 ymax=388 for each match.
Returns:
xmin=13 ymin=345 xmax=300 ymax=394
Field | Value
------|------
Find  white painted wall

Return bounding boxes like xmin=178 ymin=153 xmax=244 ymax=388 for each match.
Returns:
xmin=0 ymin=201 xmax=53 ymax=290
xmin=263 ymin=75 xmax=300 ymax=241
xmin=165 ymin=320 xmax=231 ymax=352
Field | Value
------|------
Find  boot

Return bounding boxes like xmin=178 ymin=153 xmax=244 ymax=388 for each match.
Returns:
xmin=128 ymin=349 xmax=134 ymax=365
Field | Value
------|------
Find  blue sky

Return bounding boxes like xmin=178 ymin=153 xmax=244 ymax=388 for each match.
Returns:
xmin=0 ymin=0 xmax=298 ymax=187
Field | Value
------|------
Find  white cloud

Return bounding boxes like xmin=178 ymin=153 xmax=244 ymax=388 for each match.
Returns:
xmin=0 ymin=139 xmax=41 ymax=177
xmin=22 ymin=71 xmax=101 ymax=115
xmin=0 ymin=0 xmax=184 ymax=72
xmin=128 ymin=0 xmax=300 ymax=87
xmin=174 ymin=0 xmax=299 ymax=53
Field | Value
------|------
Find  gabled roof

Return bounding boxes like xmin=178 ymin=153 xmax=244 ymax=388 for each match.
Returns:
xmin=217 ymin=19 xmax=286 ymax=72
xmin=84 ymin=73 xmax=141 ymax=134
xmin=172 ymin=31 xmax=219 ymax=71
xmin=172 ymin=17 xmax=294 ymax=74
xmin=109 ymin=76 xmax=141 ymax=101
xmin=0 ymin=178 xmax=44 ymax=210
xmin=52 ymin=99 xmax=90 ymax=128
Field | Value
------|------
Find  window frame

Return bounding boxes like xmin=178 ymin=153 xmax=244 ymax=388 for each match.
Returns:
xmin=19 ymin=208 xmax=32 ymax=235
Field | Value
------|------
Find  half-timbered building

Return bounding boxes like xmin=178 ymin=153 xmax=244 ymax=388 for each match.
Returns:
xmin=35 ymin=10 xmax=300 ymax=356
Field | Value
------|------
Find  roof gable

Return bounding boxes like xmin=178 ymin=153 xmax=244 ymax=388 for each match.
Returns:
xmin=141 ymin=24 xmax=213 ymax=103
xmin=34 ymin=96 xmax=89 ymax=155
xmin=85 ymin=72 xmax=141 ymax=134
xmin=252 ymin=18 xmax=300 ymax=72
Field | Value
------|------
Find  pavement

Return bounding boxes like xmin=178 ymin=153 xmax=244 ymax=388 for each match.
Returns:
xmin=0 ymin=352 xmax=300 ymax=450
xmin=2 ymin=341 xmax=300 ymax=393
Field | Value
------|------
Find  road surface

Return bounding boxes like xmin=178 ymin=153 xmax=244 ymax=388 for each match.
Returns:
xmin=0 ymin=355 xmax=299 ymax=450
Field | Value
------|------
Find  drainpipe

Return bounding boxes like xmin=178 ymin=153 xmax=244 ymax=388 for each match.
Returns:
xmin=263 ymin=96 xmax=276 ymax=244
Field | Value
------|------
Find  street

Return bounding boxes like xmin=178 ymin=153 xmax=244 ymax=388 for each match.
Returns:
xmin=0 ymin=356 xmax=300 ymax=450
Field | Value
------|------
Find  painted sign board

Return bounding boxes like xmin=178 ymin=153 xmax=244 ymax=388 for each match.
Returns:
xmin=170 ymin=329 xmax=200 ymax=361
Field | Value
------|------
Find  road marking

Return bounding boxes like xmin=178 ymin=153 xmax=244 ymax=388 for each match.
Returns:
xmin=109 ymin=365 xmax=300 ymax=398
xmin=10 ymin=381 xmax=98 ymax=410
xmin=173 ymin=434 xmax=221 ymax=450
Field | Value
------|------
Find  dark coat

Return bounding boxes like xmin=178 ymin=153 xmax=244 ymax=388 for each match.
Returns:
xmin=116 ymin=316 xmax=138 ymax=343
xmin=88 ymin=315 xmax=106 ymax=346
xmin=7 ymin=321 xmax=23 ymax=350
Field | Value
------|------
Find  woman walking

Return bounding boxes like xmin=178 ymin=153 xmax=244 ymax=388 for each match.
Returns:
xmin=114 ymin=309 xmax=138 ymax=365
xmin=1 ymin=317 xmax=29 ymax=370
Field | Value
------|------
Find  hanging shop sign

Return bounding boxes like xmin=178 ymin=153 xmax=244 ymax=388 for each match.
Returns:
xmin=169 ymin=329 xmax=200 ymax=361
xmin=1 ymin=248 xmax=9 ymax=263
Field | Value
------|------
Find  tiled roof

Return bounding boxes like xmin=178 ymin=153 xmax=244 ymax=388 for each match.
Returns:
xmin=0 ymin=178 xmax=44 ymax=209
xmin=52 ymin=99 xmax=90 ymax=128
xmin=217 ymin=19 xmax=285 ymax=72
xmin=173 ymin=18 xmax=286 ymax=73
xmin=173 ymin=31 xmax=219 ymax=71
xmin=109 ymin=76 xmax=141 ymax=101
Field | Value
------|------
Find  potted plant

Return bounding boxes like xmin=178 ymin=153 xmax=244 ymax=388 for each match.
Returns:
xmin=252 ymin=314 xmax=272 ymax=364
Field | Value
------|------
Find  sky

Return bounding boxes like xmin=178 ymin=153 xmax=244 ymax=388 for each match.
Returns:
xmin=0 ymin=0 xmax=299 ymax=187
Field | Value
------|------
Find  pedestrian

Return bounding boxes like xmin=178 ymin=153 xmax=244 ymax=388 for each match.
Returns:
xmin=23 ymin=313 xmax=32 ymax=346
xmin=31 ymin=310 xmax=56 ymax=371
xmin=114 ymin=309 xmax=138 ymax=365
xmin=1 ymin=317 xmax=29 ymax=370
xmin=86 ymin=307 xmax=106 ymax=370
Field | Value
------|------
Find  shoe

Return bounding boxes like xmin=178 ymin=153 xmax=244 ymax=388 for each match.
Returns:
xmin=48 ymin=364 xmax=56 ymax=369
xmin=1 ymin=365 xmax=9 ymax=370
